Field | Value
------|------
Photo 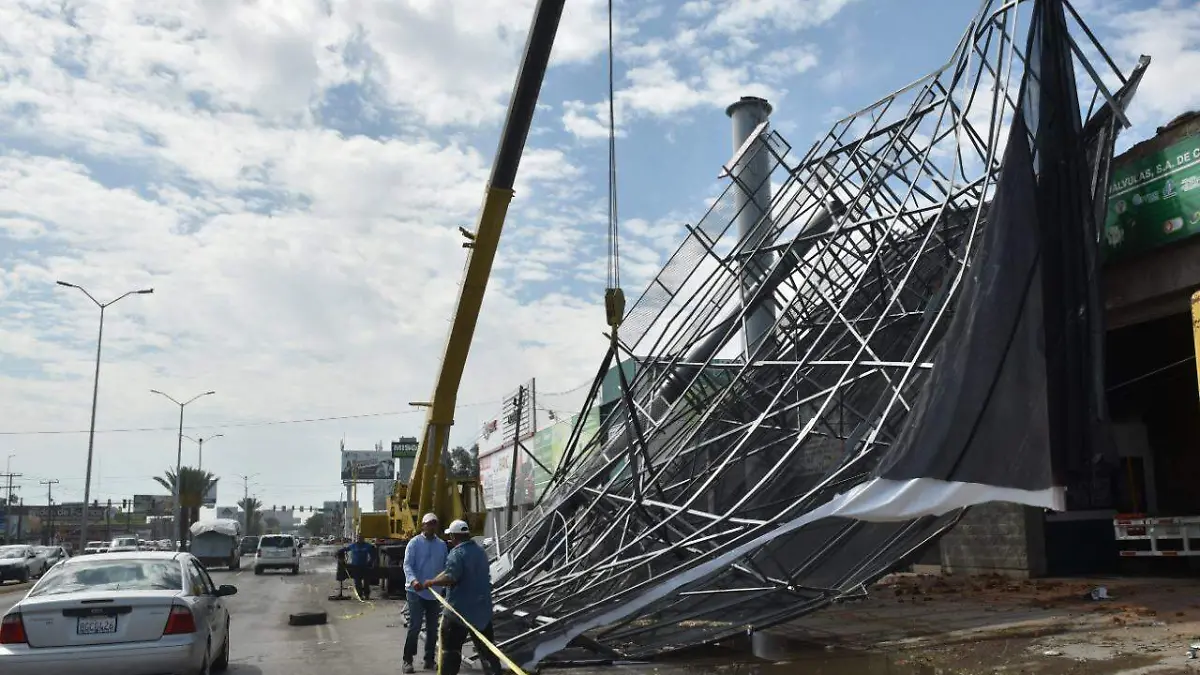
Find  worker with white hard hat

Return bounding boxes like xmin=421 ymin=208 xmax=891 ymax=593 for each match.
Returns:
xmin=402 ymin=512 xmax=447 ymax=673
xmin=416 ymin=520 xmax=500 ymax=675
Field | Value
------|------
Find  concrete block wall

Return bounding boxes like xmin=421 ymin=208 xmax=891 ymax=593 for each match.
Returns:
xmin=939 ymin=502 xmax=1047 ymax=578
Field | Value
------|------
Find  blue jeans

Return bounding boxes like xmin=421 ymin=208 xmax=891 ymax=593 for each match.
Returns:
xmin=404 ymin=591 xmax=441 ymax=663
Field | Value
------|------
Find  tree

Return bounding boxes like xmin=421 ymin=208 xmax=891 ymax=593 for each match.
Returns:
xmin=304 ymin=512 xmax=327 ymax=536
xmin=238 ymin=497 xmax=263 ymax=536
xmin=447 ymin=444 xmax=480 ymax=480
xmin=154 ymin=467 xmax=218 ymax=548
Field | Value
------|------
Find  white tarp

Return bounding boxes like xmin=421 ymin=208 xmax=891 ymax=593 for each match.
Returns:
xmin=190 ymin=519 xmax=241 ymax=538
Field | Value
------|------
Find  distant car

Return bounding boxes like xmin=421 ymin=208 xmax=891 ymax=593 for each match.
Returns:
xmin=0 ymin=551 xmax=236 ymax=674
xmin=82 ymin=541 xmax=108 ymax=556
xmin=254 ymin=535 xmax=299 ymax=576
xmin=0 ymin=547 xmax=45 ymax=584
xmin=238 ymin=536 xmax=259 ymax=556
xmin=33 ymin=546 xmax=69 ymax=571
xmin=108 ymin=537 xmax=140 ymax=553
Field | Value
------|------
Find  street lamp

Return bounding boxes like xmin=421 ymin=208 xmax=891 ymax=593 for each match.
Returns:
xmin=57 ymin=280 xmax=153 ymax=553
xmin=182 ymin=434 xmax=224 ymax=472
xmin=150 ymin=389 xmax=215 ymax=551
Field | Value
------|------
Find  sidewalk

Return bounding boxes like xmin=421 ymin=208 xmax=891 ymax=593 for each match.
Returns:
xmin=762 ymin=573 xmax=1200 ymax=674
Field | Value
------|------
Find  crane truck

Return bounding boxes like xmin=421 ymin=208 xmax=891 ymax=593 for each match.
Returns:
xmin=370 ymin=0 xmax=569 ymax=593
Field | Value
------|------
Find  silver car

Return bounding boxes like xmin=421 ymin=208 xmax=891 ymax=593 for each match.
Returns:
xmin=0 ymin=551 xmax=236 ymax=674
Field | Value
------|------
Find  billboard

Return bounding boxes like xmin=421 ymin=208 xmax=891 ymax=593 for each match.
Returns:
xmin=1104 ymin=136 xmax=1200 ymax=261
xmin=341 ymin=450 xmax=395 ymax=481
xmin=133 ymin=494 xmax=176 ymax=514
xmin=215 ymin=506 xmax=239 ymax=520
xmin=202 ymin=483 xmax=217 ymax=507
xmin=479 ymin=408 xmax=600 ymax=509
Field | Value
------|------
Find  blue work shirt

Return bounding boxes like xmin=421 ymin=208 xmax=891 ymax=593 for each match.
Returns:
xmin=444 ymin=539 xmax=492 ymax=629
xmin=339 ymin=541 xmax=376 ymax=568
xmin=403 ymin=534 xmax=448 ymax=602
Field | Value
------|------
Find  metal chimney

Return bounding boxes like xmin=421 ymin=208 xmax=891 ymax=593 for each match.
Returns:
xmin=726 ymin=96 xmax=777 ymax=357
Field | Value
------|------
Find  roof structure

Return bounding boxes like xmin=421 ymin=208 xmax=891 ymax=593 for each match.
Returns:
xmin=489 ymin=0 xmax=1149 ymax=667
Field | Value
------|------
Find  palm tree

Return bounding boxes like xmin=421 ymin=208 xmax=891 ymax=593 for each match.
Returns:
xmin=238 ymin=497 xmax=263 ymax=536
xmin=154 ymin=467 xmax=217 ymax=548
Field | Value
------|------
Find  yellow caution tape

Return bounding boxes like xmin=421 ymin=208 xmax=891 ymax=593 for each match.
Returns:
xmin=431 ymin=589 xmax=528 ymax=675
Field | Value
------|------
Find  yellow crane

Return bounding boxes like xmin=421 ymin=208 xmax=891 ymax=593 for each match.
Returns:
xmin=383 ymin=0 xmax=569 ymax=543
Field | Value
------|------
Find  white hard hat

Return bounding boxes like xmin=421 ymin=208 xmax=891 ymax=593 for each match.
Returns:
xmin=421 ymin=512 xmax=438 ymax=524
xmin=444 ymin=520 xmax=470 ymax=535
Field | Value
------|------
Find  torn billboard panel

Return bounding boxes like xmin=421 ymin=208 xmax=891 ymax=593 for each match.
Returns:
xmin=489 ymin=0 xmax=1147 ymax=667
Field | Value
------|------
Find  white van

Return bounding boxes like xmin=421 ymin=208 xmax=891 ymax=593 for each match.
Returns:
xmin=255 ymin=534 xmax=300 ymax=575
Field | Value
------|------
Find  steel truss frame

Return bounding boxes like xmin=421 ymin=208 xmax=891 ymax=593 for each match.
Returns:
xmin=489 ymin=0 xmax=1148 ymax=666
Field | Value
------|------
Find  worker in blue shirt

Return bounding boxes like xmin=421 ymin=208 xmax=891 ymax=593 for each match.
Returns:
xmin=416 ymin=520 xmax=501 ymax=675
xmin=338 ymin=532 xmax=377 ymax=600
xmin=402 ymin=513 xmax=448 ymax=673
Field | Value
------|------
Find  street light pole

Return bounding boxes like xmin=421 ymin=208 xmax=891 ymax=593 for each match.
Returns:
xmin=182 ymin=434 xmax=223 ymax=473
xmin=58 ymin=281 xmax=154 ymax=554
xmin=150 ymin=389 xmax=216 ymax=551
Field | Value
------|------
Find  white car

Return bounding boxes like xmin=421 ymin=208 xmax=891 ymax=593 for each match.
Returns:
xmin=82 ymin=541 xmax=108 ymax=556
xmin=0 ymin=551 xmax=236 ymax=675
xmin=0 ymin=546 xmax=46 ymax=584
xmin=108 ymin=537 xmax=140 ymax=553
xmin=253 ymin=535 xmax=300 ymax=575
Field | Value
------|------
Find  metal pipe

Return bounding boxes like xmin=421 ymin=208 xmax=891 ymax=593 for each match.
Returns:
xmin=727 ymin=96 xmax=777 ymax=356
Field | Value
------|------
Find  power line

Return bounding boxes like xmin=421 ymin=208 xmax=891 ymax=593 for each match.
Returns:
xmin=0 ymin=378 xmax=598 ymax=437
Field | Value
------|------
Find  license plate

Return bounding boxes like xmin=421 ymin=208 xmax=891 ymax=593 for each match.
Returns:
xmin=77 ymin=615 xmax=117 ymax=635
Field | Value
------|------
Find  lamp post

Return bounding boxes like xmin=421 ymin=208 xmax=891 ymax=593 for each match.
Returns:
xmin=150 ymin=389 xmax=215 ymax=551
xmin=182 ymin=434 xmax=224 ymax=472
xmin=57 ymin=281 xmax=154 ymax=553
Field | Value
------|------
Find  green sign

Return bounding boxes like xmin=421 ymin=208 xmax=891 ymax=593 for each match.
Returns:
xmin=1104 ymin=136 xmax=1200 ymax=261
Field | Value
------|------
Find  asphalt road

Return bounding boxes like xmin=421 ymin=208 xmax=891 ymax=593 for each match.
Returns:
xmin=0 ymin=548 xmax=448 ymax=675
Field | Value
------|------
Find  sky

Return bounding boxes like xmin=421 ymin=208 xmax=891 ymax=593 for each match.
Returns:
xmin=1 ymin=0 xmax=1198 ymax=513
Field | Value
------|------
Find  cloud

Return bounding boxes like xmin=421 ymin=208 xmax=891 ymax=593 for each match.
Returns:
xmin=0 ymin=0 xmax=615 ymax=509
xmin=559 ymin=0 xmax=837 ymax=140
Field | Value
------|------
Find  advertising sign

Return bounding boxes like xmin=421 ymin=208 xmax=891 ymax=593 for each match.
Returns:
xmin=133 ymin=494 xmax=176 ymax=514
xmin=479 ymin=409 xmax=600 ymax=509
xmin=202 ymin=483 xmax=217 ymax=507
xmin=341 ymin=450 xmax=395 ymax=481
xmin=1104 ymin=137 xmax=1200 ymax=261
xmin=215 ymin=506 xmax=239 ymax=520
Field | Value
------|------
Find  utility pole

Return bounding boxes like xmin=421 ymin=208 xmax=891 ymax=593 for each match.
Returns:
xmin=235 ymin=473 xmax=258 ymax=535
xmin=0 ymin=473 xmax=20 ymax=544
xmin=505 ymin=385 xmax=526 ymax=534
xmin=39 ymin=480 xmax=58 ymax=545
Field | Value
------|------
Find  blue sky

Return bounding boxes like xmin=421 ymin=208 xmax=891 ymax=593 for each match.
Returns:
xmin=0 ymin=0 xmax=1196 ymax=511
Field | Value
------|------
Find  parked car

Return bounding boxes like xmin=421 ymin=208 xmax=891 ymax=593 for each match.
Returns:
xmin=254 ymin=535 xmax=299 ymax=575
xmin=0 ymin=551 xmax=236 ymax=674
xmin=0 ymin=546 xmax=46 ymax=584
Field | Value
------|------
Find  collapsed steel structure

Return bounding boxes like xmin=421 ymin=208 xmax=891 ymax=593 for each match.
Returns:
xmin=490 ymin=0 xmax=1149 ymax=667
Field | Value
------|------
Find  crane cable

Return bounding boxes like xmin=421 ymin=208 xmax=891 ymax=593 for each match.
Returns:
xmin=603 ymin=0 xmax=625 ymax=335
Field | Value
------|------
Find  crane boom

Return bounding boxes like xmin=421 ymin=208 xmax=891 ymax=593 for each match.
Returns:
xmin=396 ymin=0 xmax=569 ymax=538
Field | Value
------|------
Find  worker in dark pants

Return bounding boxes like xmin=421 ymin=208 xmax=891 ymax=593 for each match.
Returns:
xmin=416 ymin=520 xmax=502 ymax=675
xmin=403 ymin=513 xmax=447 ymax=673
xmin=338 ymin=532 xmax=377 ymax=600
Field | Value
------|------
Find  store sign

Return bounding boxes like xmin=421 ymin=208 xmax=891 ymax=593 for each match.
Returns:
xmin=1104 ymin=137 xmax=1200 ymax=261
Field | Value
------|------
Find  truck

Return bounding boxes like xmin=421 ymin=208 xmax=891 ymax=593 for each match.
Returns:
xmin=189 ymin=519 xmax=243 ymax=570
